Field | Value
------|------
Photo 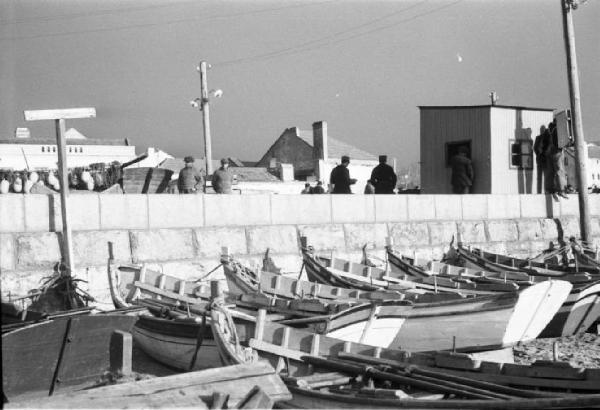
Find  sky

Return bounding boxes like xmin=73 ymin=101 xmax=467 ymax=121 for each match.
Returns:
xmin=1 ymin=0 xmax=599 ymax=168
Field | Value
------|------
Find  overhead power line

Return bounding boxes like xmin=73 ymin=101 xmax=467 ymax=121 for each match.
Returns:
xmin=0 ymin=0 xmax=196 ymax=25
xmin=215 ymin=0 xmax=428 ymax=67
xmin=0 ymin=0 xmax=339 ymax=42
xmin=214 ymin=0 xmax=463 ymax=68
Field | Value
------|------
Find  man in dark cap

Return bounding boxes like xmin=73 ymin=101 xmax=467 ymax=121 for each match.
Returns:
xmin=370 ymin=155 xmax=397 ymax=194
xmin=212 ymin=158 xmax=233 ymax=194
xmin=178 ymin=156 xmax=204 ymax=194
xmin=329 ymin=155 xmax=357 ymax=194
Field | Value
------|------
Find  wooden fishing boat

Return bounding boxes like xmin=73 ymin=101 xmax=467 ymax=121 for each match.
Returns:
xmin=387 ymin=247 xmax=594 ymax=286
xmin=121 ymin=167 xmax=173 ymax=194
xmin=132 ymin=313 xmax=222 ymax=371
xmin=448 ymin=242 xmax=600 ymax=276
xmin=2 ymin=313 xmax=137 ymax=402
xmin=439 ymin=243 xmax=600 ymax=336
xmin=223 ymin=250 xmax=571 ymax=353
xmin=7 ymin=361 xmax=291 ymax=409
xmin=209 ymin=306 xmax=600 ymax=408
xmin=108 ymin=261 xmax=216 ymax=309
xmin=388 ymin=248 xmax=600 ymax=337
xmin=108 ymin=262 xmax=259 ymax=372
xmin=222 ymin=249 xmax=466 ymax=305
xmin=302 ymin=245 xmax=521 ymax=296
xmin=109 ymin=250 xmax=572 ymax=353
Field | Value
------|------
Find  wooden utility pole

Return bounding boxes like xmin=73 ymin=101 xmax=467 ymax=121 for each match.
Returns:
xmin=24 ymin=107 xmax=96 ymax=275
xmin=561 ymin=0 xmax=591 ymax=243
xmin=198 ymin=61 xmax=213 ymax=176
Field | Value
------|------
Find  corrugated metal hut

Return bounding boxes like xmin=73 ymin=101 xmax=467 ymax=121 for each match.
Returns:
xmin=419 ymin=104 xmax=554 ymax=194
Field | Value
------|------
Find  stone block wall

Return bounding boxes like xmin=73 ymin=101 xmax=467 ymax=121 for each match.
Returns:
xmin=1 ymin=193 xmax=599 ymax=309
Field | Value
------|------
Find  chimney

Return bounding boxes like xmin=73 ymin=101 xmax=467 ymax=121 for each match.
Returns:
xmin=312 ymin=121 xmax=328 ymax=161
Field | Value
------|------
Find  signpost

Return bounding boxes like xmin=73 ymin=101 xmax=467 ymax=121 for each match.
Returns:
xmin=24 ymin=107 xmax=97 ymax=275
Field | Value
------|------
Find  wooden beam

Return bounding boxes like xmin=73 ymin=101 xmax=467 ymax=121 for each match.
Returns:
xmin=110 ymin=330 xmax=133 ymax=376
xmin=24 ymin=107 xmax=96 ymax=121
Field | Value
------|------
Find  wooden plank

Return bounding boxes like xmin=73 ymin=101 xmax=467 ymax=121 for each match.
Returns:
xmin=109 ymin=330 xmax=133 ymax=376
xmin=248 ymin=339 xmax=305 ymax=361
xmin=254 ymin=309 xmax=266 ymax=341
xmin=281 ymin=327 xmax=291 ymax=349
xmin=132 ymin=281 xmax=204 ymax=305
xmin=24 ymin=107 xmax=96 ymax=121
xmin=310 ymin=334 xmax=320 ymax=356
xmin=434 ymin=352 xmax=482 ymax=371
xmin=502 ymin=362 xmax=584 ymax=380
xmin=9 ymin=362 xmax=291 ymax=409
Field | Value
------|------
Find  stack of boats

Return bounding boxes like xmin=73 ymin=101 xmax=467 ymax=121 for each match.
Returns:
xmin=100 ymin=236 xmax=600 ymax=409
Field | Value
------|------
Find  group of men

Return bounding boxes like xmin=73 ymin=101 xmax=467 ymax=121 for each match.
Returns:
xmin=178 ymin=156 xmax=233 ymax=194
xmin=328 ymin=154 xmax=397 ymax=194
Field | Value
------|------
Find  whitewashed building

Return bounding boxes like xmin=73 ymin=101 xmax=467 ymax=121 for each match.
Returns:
xmin=0 ymin=128 xmax=136 ymax=170
xmin=419 ymin=105 xmax=554 ymax=194
xmin=256 ymin=121 xmax=383 ymax=193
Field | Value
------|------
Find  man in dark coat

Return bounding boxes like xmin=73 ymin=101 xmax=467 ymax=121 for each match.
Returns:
xmin=370 ymin=155 xmax=397 ymax=194
xmin=450 ymin=146 xmax=474 ymax=194
xmin=329 ymin=155 xmax=357 ymax=194
xmin=533 ymin=125 xmax=549 ymax=194
xmin=212 ymin=158 xmax=233 ymax=194
xmin=178 ymin=156 xmax=204 ymax=193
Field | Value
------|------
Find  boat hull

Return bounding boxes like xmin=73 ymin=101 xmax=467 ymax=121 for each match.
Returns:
xmin=324 ymin=280 xmax=570 ymax=352
xmin=539 ymin=281 xmax=600 ymax=337
xmin=132 ymin=315 xmax=221 ymax=371
xmin=2 ymin=315 xmax=137 ymax=401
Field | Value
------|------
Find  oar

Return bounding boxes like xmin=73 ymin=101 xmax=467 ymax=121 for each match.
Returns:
xmin=301 ymin=355 xmax=513 ymax=400
xmin=336 ymin=352 xmax=563 ymax=399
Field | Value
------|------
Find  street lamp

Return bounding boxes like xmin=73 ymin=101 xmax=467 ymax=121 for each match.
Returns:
xmin=191 ymin=61 xmax=223 ymax=176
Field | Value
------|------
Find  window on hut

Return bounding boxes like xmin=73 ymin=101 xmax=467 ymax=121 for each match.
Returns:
xmin=510 ymin=140 xmax=533 ymax=169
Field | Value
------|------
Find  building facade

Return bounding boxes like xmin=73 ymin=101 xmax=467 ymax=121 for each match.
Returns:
xmin=0 ymin=128 xmax=136 ymax=170
xmin=419 ymin=105 xmax=554 ymax=194
xmin=256 ymin=121 xmax=381 ymax=193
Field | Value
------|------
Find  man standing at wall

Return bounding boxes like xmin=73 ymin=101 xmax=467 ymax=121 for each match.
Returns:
xmin=450 ymin=146 xmax=474 ymax=194
xmin=178 ymin=156 xmax=204 ymax=193
xmin=370 ymin=155 xmax=397 ymax=194
xmin=533 ymin=125 xmax=549 ymax=194
xmin=212 ymin=158 xmax=233 ymax=194
xmin=329 ymin=155 xmax=356 ymax=194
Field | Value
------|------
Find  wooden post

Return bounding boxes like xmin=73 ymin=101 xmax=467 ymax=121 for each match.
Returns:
xmin=24 ymin=107 xmax=96 ymax=275
xmin=553 ymin=341 xmax=559 ymax=361
xmin=110 ymin=330 xmax=133 ymax=376
xmin=199 ymin=61 xmax=213 ymax=176
xmin=254 ymin=309 xmax=266 ymax=341
xmin=300 ymin=236 xmax=308 ymax=249
xmin=561 ymin=0 xmax=592 ymax=242
xmin=210 ymin=280 xmax=224 ymax=301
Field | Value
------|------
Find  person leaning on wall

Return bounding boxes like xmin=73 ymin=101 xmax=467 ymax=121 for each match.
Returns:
xmin=370 ymin=155 xmax=397 ymax=194
xmin=329 ymin=155 xmax=357 ymax=194
xmin=178 ymin=156 xmax=204 ymax=194
xmin=212 ymin=158 xmax=233 ymax=194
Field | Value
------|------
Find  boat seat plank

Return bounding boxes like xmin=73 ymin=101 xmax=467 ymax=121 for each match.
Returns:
xmin=132 ymin=281 xmax=204 ymax=305
xmin=434 ymin=352 xmax=482 ymax=371
xmin=502 ymin=362 xmax=586 ymax=380
xmin=248 ymin=339 xmax=306 ymax=361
